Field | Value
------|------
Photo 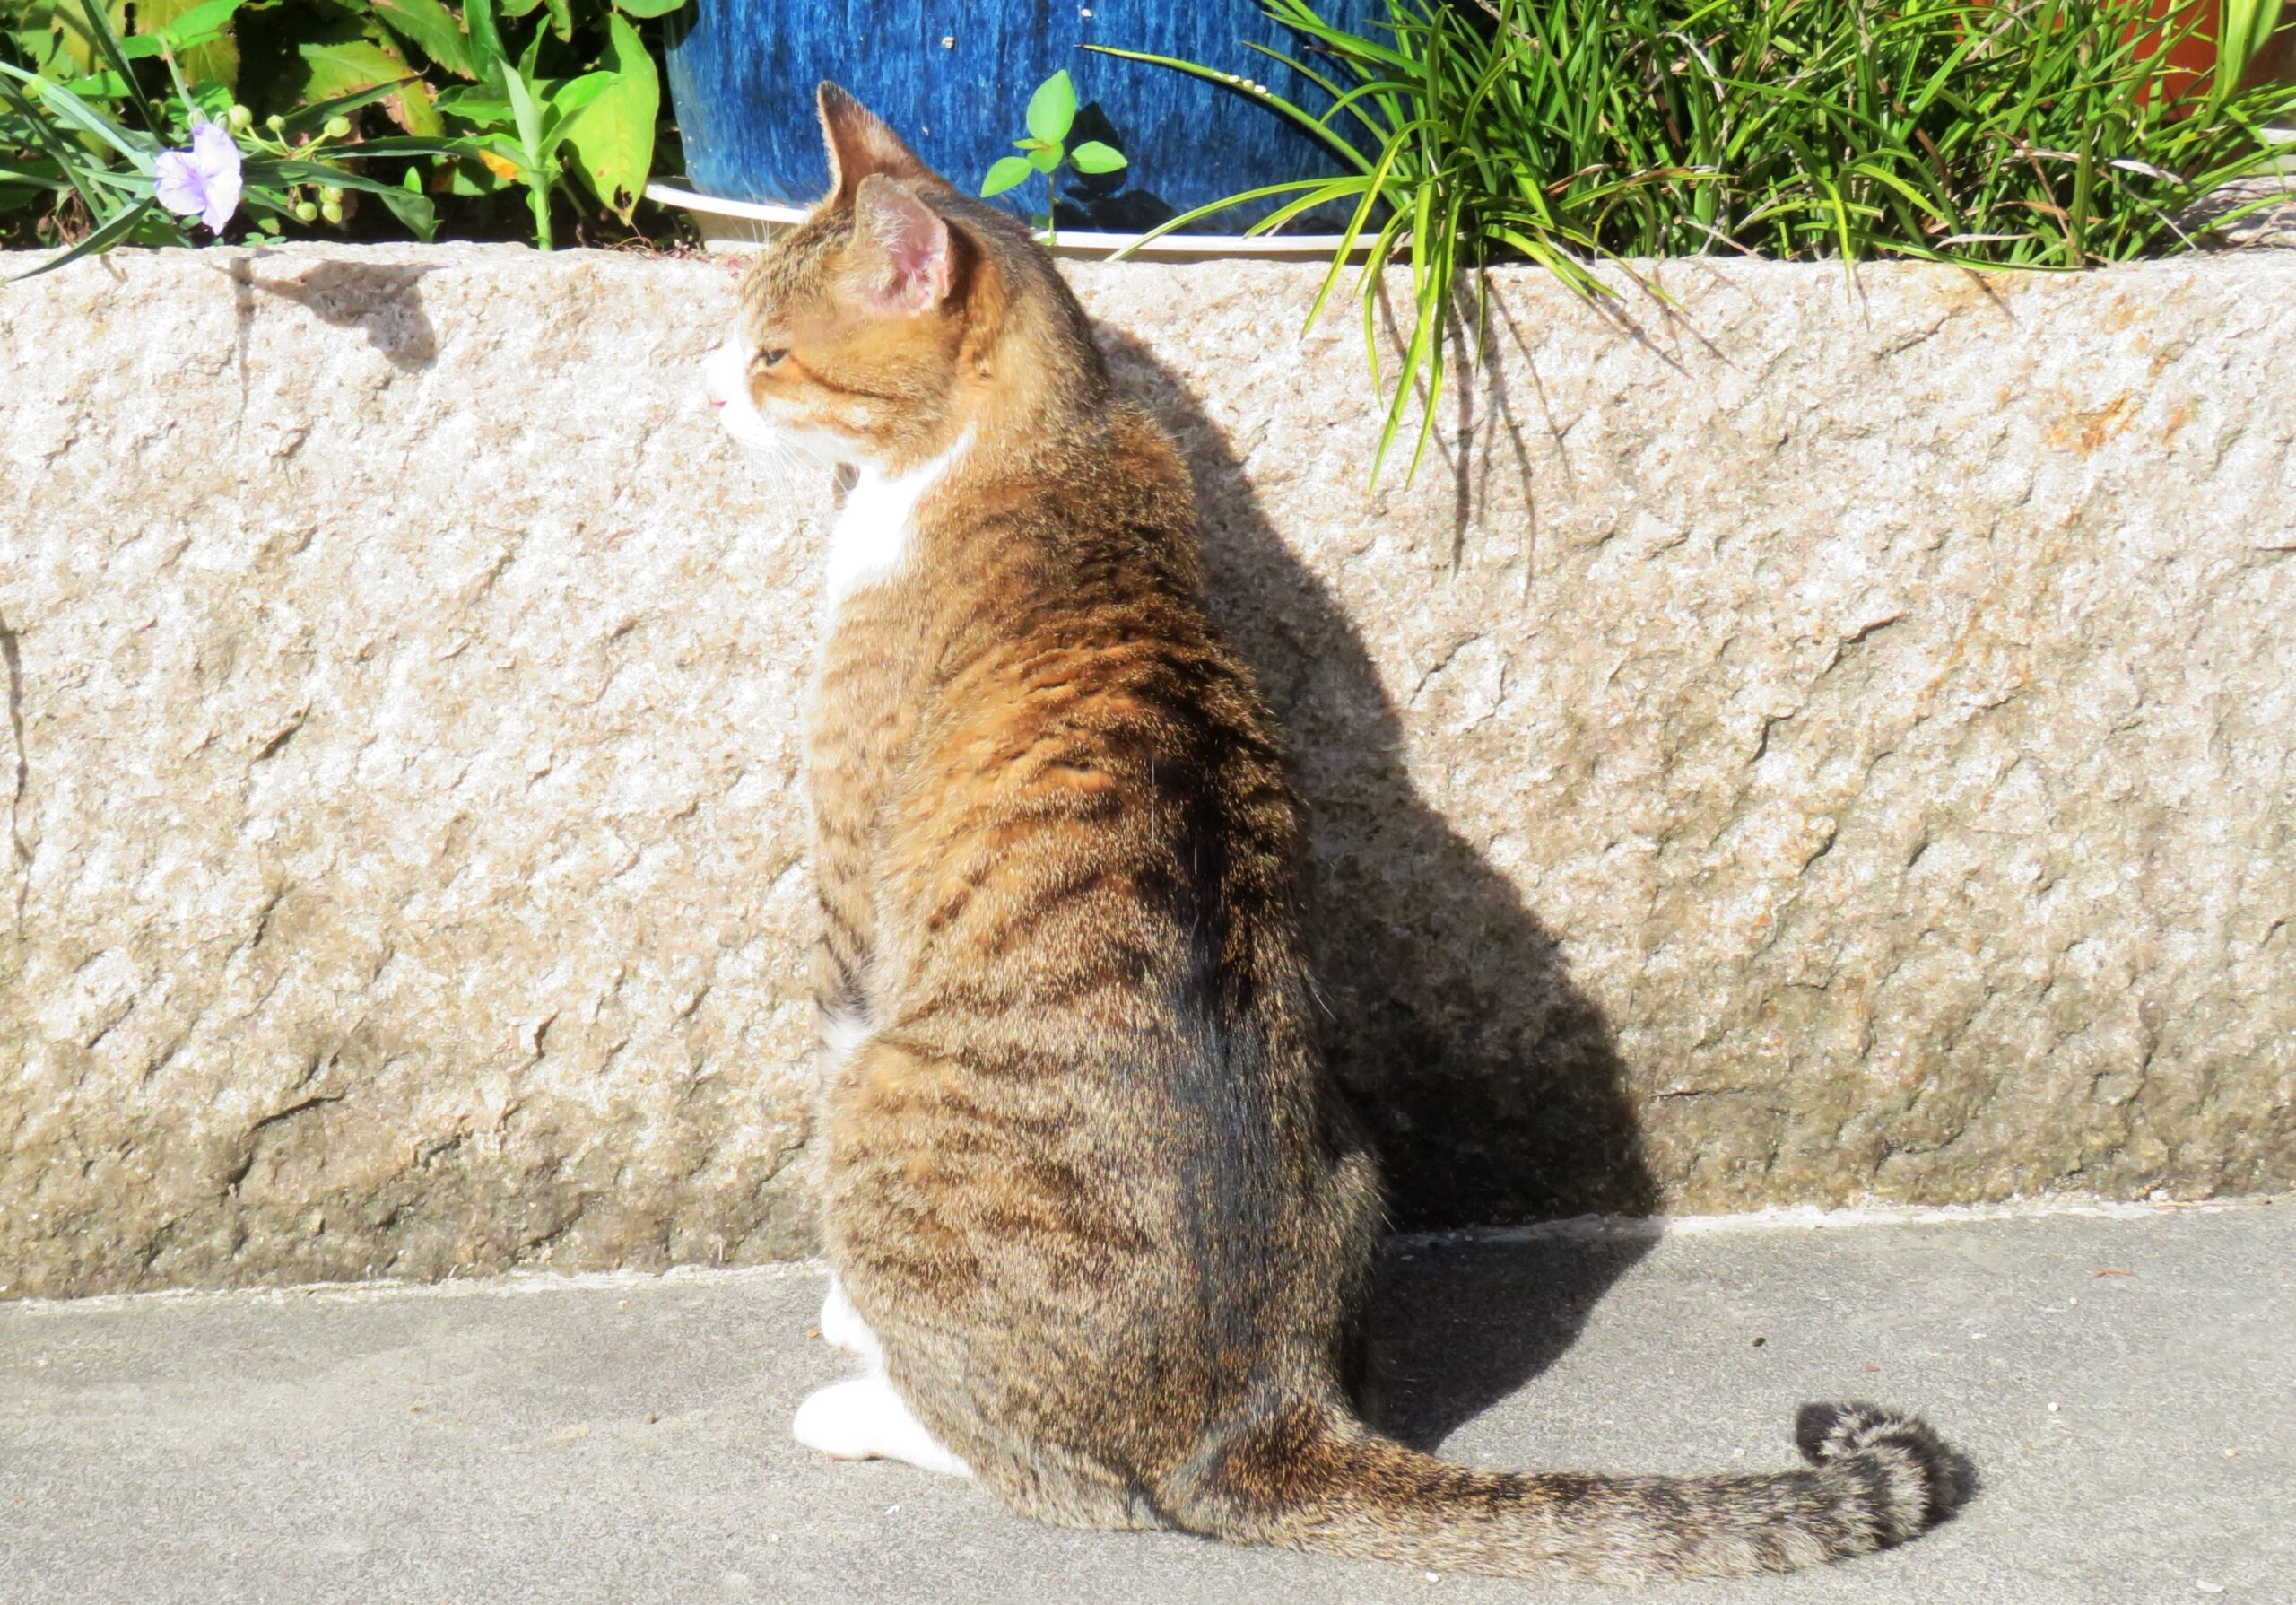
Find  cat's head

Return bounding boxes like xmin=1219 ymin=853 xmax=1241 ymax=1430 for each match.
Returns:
xmin=705 ymin=83 xmax=1100 ymax=475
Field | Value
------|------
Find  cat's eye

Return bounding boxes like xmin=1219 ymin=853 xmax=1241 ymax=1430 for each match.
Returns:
xmin=755 ymin=346 xmax=789 ymax=369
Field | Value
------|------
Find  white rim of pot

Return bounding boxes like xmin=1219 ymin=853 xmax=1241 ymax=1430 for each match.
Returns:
xmin=646 ymin=182 xmax=1358 ymax=259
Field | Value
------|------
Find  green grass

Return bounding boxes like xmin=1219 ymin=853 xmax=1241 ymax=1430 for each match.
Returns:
xmin=1095 ymin=0 xmax=2296 ymax=482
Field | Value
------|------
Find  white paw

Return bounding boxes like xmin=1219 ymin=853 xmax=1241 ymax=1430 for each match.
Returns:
xmin=819 ymin=1009 xmax=874 ymax=1069
xmin=791 ymin=1374 xmax=970 ymax=1479
xmin=818 ymin=1274 xmax=883 ymax=1364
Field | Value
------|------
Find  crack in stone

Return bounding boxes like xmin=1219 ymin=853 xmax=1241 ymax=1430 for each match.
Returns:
xmin=250 ymin=708 xmax=309 ymax=764
xmin=222 ymin=1092 xmax=350 ymax=1191
xmin=246 ymin=1092 xmax=346 ymax=1140
xmin=1 ymin=613 xmax=30 ymax=932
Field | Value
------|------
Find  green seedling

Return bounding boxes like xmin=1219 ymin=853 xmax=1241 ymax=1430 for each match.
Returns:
xmin=979 ymin=69 xmax=1126 ymax=242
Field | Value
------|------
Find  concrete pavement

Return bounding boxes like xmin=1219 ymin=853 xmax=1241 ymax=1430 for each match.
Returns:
xmin=4 ymin=1201 xmax=2288 ymax=1604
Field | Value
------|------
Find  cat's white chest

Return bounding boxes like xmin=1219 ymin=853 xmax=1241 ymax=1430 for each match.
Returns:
xmin=824 ymin=433 xmax=970 ymax=608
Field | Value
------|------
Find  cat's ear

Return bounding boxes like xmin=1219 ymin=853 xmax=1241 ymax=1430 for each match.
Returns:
xmin=817 ymin=82 xmax=944 ymax=205
xmin=849 ymin=173 xmax=955 ymax=315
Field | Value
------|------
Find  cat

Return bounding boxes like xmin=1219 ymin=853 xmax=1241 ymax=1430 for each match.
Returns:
xmin=700 ymin=81 xmax=1963 ymax=1584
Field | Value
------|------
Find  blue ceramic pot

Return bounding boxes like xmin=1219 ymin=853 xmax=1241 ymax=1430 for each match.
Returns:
xmin=664 ymin=0 xmax=1382 ymax=233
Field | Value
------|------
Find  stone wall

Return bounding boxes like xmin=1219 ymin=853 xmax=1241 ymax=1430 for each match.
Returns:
xmin=3 ymin=242 xmax=2291 ymax=1299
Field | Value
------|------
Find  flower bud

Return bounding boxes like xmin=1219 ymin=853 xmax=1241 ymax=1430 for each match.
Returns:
xmin=293 ymin=200 xmax=319 ymax=223
xmin=319 ymin=185 xmax=344 ymax=205
xmin=324 ymin=115 xmax=352 ymax=140
xmin=320 ymin=200 xmax=344 ymax=226
xmin=265 ymin=113 xmax=285 ymax=133
xmin=227 ymin=104 xmax=253 ymax=131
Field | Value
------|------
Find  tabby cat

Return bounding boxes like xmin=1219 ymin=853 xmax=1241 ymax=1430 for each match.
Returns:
xmin=700 ymin=83 xmax=1961 ymax=1583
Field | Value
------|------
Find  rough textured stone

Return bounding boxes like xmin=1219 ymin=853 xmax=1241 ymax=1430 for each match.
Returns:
xmin=2191 ymin=173 xmax=2296 ymax=249
xmin=2 ymin=242 xmax=2292 ymax=1299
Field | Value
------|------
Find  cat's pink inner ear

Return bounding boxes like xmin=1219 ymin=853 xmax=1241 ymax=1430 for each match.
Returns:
xmin=857 ymin=177 xmax=953 ymax=315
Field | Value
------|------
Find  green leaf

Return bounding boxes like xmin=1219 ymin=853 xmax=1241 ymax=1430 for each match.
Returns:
xmin=500 ymin=62 xmax=557 ymax=245
xmin=272 ymin=156 xmax=440 ymax=238
xmin=434 ymin=86 xmax=514 ymax=129
xmin=529 ymin=71 xmax=603 ymax=160
xmin=2216 ymin=0 xmax=2285 ymax=98
xmin=74 ymin=0 xmax=157 ymax=135
xmin=465 ymin=0 xmax=509 ymax=88
xmin=59 ymin=69 xmax=135 ymax=98
xmin=564 ymin=13 xmax=658 ymax=221
xmin=551 ymin=70 xmax=616 ymax=118
xmin=1024 ymin=69 xmax=1075 ymax=144
xmin=612 ymin=0 xmax=688 ymax=15
xmin=501 ymin=65 xmax=545 ymax=161
xmin=296 ymin=38 xmax=418 ymax=104
xmin=389 ymin=74 xmax=446 ymax=137
xmin=1067 ymin=139 xmax=1126 ymax=174
xmin=980 ymin=153 xmax=1033 ymax=196
xmin=4 ymin=4 xmax=85 ymax=80
xmin=0 ymin=57 xmax=152 ymax=169
xmin=152 ymin=0 xmax=243 ymax=39
xmin=0 ymin=160 xmax=71 ymax=190
xmin=116 ymin=0 xmax=245 ymax=83
xmin=337 ymin=135 xmax=460 ymax=158
xmin=187 ymin=78 xmax=232 ymax=124
xmin=1026 ymin=139 xmax=1062 ymax=173
xmin=280 ymin=74 xmax=418 ymax=135
xmin=0 ymin=68 xmax=109 ymax=219
xmin=374 ymin=180 xmax=438 ymax=240
xmin=427 ymin=152 xmax=499 ymax=194
xmin=367 ymin=0 xmax=476 ymax=80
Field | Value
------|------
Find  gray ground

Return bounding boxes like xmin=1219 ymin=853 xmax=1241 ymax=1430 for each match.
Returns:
xmin=4 ymin=1202 xmax=2288 ymax=1605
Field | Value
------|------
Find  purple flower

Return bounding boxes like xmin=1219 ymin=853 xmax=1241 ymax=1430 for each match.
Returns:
xmin=153 ymin=120 xmax=243 ymax=234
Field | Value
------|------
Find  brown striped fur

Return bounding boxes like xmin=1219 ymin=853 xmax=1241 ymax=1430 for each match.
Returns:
xmin=702 ymin=82 xmax=1964 ymax=1583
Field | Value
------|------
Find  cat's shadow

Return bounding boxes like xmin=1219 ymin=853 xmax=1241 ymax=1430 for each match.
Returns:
xmin=1362 ymin=1230 xmax=1655 ymax=1451
xmin=1095 ymin=327 xmax=1658 ymax=1452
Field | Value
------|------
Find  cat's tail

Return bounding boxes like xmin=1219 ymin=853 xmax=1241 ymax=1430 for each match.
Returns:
xmin=1159 ymin=1396 xmax=1962 ymax=1584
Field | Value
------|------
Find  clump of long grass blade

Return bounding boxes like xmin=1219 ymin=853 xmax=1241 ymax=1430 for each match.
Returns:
xmin=1097 ymin=0 xmax=2296 ymax=485
xmin=1093 ymin=4 xmax=1655 ymax=482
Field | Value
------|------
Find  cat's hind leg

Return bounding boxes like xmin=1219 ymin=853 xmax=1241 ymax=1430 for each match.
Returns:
xmin=792 ymin=1373 xmax=971 ymax=1479
xmin=817 ymin=1273 xmax=883 ymax=1364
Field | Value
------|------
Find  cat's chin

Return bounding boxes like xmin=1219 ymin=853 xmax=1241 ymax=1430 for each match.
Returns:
xmin=714 ymin=408 xmax=846 ymax=474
